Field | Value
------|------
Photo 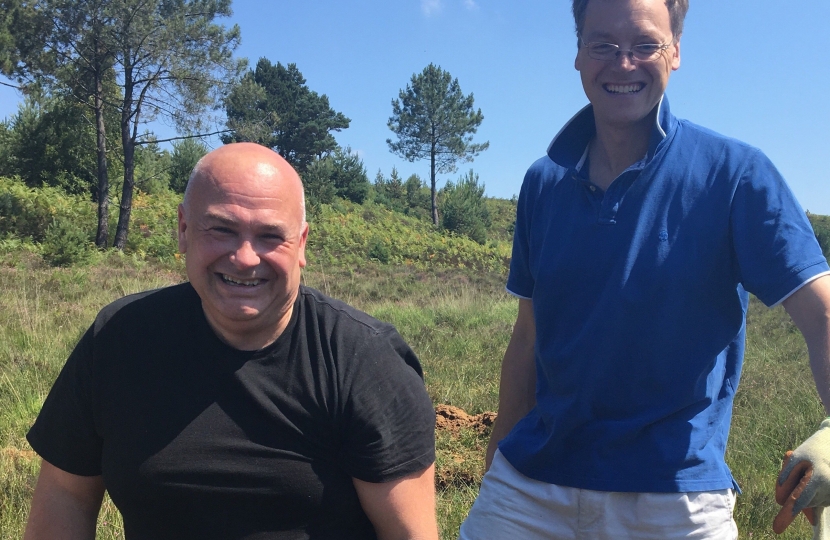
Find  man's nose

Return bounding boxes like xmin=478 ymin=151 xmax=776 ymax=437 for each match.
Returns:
xmin=230 ymin=240 xmax=260 ymax=267
xmin=613 ymin=50 xmax=637 ymax=70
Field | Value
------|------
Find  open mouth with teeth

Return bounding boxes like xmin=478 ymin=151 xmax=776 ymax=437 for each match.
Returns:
xmin=220 ymin=274 xmax=263 ymax=287
xmin=604 ymin=83 xmax=645 ymax=94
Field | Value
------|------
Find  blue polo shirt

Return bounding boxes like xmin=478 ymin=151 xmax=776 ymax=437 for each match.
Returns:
xmin=501 ymin=97 xmax=829 ymax=493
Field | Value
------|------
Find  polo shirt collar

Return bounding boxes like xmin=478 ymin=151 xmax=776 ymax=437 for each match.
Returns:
xmin=546 ymin=95 xmax=677 ymax=170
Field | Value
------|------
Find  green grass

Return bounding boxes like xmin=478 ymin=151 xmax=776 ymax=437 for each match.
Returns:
xmin=725 ymin=298 xmax=825 ymax=539
xmin=0 ymin=249 xmax=184 ymax=538
xmin=0 ymin=246 xmax=825 ymax=539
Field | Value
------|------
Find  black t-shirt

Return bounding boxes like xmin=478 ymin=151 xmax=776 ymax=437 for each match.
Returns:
xmin=27 ymin=284 xmax=435 ymax=539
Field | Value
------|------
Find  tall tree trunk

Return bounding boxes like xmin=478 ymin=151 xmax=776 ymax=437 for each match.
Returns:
xmin=93 ymin=67 xmax=109 ymax=248
xmin=430 ymin=147 xmax=438 ymax=225
xmin=113 ymin=68 xmax=134 ymax=250
xmin=114 ymin=123 xmax=134 ymax=249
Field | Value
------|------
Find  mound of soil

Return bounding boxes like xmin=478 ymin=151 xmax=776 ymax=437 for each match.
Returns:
xmin=435 ymin=404 xmax=497 ymax=435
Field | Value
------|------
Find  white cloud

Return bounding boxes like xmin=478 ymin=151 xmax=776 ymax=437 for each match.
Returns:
xmin=421 ymin=0 xmax=442 ymax=16
xmin=463 ymin=0 xmax=478 ymax=10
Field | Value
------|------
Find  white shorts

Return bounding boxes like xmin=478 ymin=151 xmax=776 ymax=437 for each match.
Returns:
xmin=459 ymin=450 xmax=738 ymax=540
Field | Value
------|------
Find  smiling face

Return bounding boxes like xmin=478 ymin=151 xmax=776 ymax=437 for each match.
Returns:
xmin=575 ymin=0 xmax=680 ymax=132
xmin=178 ymin=143 xmax=308 ymax=350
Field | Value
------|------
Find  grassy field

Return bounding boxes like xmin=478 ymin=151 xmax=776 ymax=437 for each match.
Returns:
xmin=0 ymin=244 xmax=825 ymax=539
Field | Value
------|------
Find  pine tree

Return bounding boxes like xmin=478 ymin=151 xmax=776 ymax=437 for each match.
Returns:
xmin=387 ymin=63 xmax=488 ymax=225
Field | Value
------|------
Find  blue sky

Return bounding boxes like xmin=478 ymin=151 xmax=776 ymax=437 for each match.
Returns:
xmin=2 ymin=1 xmax=830 ymax=213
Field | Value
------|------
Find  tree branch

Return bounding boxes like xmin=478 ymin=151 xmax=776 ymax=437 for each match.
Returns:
xmin=135 ymin=129 xmax=230 ymax=145
xmin=0 ymin=79 xmax=22 ymax=90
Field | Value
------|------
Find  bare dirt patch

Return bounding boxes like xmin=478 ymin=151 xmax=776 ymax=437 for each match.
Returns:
xmin=435 ymin=404 xmax=496 ymax=435
xmin=434 ymin=405 xmax=496 ymax=490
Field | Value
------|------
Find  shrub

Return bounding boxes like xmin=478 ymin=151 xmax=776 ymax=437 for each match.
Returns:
xmin=0 ymin=177 xmax=96 ymax=241
xmin=404 ymin=174 xmax=431 ymax=220
xmin=330 ymin=146 xmax=369 ymax=204
xmin=440 ymin=170 xmax=491 ymax=244
xmin=373 ymin=167 xmax=408 ymax=214
xmin=41 ymin=216 xmax=93 ymax=267
xmin=169 ymin=139 xmax=208 ymax=193
xmin=302 ymin=157 xmax=338 ymax=210
xmin=0 ymin=176 xmax=181 ymax=262
xmin=367 ymin=236 xmax=391 ymax=263
xmin=124 ymin=190 xmax=181 ymax=259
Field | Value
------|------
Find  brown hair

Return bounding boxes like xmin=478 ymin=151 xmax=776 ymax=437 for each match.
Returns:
xmin=572 ymin=0 xmax=689 ymax=40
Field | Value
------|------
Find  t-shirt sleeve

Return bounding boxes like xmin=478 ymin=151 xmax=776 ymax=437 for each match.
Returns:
xmin=337 ymin=326 xmax=435 ymax=483
xmin=26 ymin=325 xmax=103 ymax=476
xmin=506 ymin=167 xmax=539 ymax=299
xmin=731 ymin=148 xmax=830 ymax=306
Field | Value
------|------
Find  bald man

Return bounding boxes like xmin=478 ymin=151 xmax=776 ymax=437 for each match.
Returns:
xmin=24 ymin=143 xmax=438 ymax=540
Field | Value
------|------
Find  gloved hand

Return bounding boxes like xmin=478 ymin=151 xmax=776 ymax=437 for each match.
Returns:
xmin=774 ymin=450 xmax=817 ymax=533
xmin=774 ymin=418 xmax=830 ymax=534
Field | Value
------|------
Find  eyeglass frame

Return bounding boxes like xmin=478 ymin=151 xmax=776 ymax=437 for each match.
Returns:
xmin=578 ymin=37 xmax=674 ymax=62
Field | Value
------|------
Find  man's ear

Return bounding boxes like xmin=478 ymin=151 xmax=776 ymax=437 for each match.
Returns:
xmin=298 ymin=222 xmax=309 ymax=269
xmin=177 ymin=204 xmax=188 ymax=254
xmin=671 ymin=37 xmax=681 ymax=71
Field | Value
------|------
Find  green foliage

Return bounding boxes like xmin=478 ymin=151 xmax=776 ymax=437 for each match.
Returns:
xmin=168 ymin=138 xmax=208 ymax=193
xmin=302 ymin=157 xmax=338 ymax=210
xmin=109 ymin=0 xmax=243 ymax=249
xmin=223 ymin=59 xmax=350 ymax=172
xmin=485 ymin=196 xmax=518 ymax=244
xmin=221 ymin=72 xmax=275 ymax=143
xmin=373 ymin=168 xmax=432 ymax=221
xmin=0 ymin=177 xmax=96 ymax=241
xmin=405 ymin=173 xmax=432 ymax=219
xmin=808 ymin=213 xmax=830 ymax=260
xmin=306 ymin=200 xmax=509 ymax=274
xmin=387 ymin=63 xmax=489 ymax=224
xmin=0 ymin=176 xmax=180 ymax=261
xmin=0 ymin=0 xmax=49 ymax=78
xmin=41 ymin=216 xmax=93 ymax=267
xmin=98 ymin=0 xmax=244 ymax=134
xmin=440 ymin=170 xmax=491 ymax=244
xmin=367 ymin=236 xmax=391 ymax=263
xmin=0 ymin=91 xmax=103 ymax=196
xmin=123 ymin=189 xmax=180 ymax=259
xmin=4 ymin=0 xmax=243 ymax=249
xmin=330 ymin=146 xmax=369 ymax=204
xmin=373 ymin=167 xmax=407 ymax=213
xmin=0 ymin=0 xmax=19 ymax=76
xmin=133 ymin=140 xmax=171 ymax=195
xmin=0 ymin=119 xmax=14 ymax=175
xmin=301 ymin=147 xmax=370 ymax=208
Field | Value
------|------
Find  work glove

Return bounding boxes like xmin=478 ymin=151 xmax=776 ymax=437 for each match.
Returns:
xmin=774 ymin=418 xmax=830 ymax=535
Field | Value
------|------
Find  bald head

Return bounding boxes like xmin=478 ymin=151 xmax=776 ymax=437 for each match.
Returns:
xmin=183 ymin=143 xmax=306 ymax=225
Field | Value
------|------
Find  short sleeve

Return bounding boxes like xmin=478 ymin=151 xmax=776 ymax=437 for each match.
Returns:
xmin=731 ymin=149 xmax=829 ymax=306
xmin=26 ymin=325 xmax=103 ymax=476
xmin=337 ymin=327 xmax=435 ymax=483
xmin=506 ymin=166 xmax=540 ymax=299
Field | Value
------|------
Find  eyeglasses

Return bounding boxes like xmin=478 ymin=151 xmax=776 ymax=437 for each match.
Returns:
xmin=579 ymin=38 xmax=672 ymax=62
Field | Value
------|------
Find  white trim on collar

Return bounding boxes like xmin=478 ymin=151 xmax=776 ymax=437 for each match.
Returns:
xmin=576 ymin=144 xmax=589 ymax=172
xmin=655 ymin=95 xmax=666 ymax=139
xmin=546 ymin=103 xmax=592 ymax=157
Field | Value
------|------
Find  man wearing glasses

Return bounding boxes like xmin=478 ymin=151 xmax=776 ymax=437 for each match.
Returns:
xmin=459 ymin=0 xmax=830 ymax=538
